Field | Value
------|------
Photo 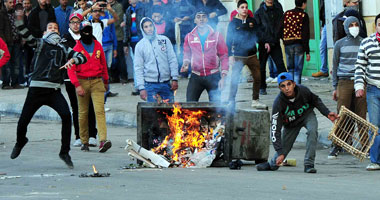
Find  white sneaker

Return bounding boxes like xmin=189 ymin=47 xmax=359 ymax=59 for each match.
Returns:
xmin=271 ymin=77 xmax=278 ymax=83
xmin=105 ymin=107 xmax=111 ymax=112
xmin=366 ymin=163 xmax=380 ymax=171
xmin=251 ymin=100 xmax=267 ymax=109
xmin=73 ymin=139 xmax=82 ymax=147
xmin=89 ymin=137 xmax=98 ymax=147
xmin=265 ymin=77 xmax=274 ymax=83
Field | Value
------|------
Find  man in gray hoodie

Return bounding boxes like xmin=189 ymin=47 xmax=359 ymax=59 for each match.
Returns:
xmin=329 ymin=16 xmax=367 ymax=159
xmin=134 ymin=17 xmax=179 ymax=102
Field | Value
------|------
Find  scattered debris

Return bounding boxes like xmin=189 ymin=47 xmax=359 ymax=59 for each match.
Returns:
xmin=229 ymin=159 xmax=243 ymax=170
xmin=0 ymin=176 xmax=21 ymax=180
xmin=79 ymin=165 xmax=110 ymax=178
xmin=282 ymin=159 xmax=296 ymax=167
xmin=125 ymin=139 xmax=170 ymax=168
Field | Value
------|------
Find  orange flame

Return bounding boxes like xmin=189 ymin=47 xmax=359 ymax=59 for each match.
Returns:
xmin=92 ymin=165 xmax=98 ymax=173
xmin=152 ymin=103 xmax=210 ymax=167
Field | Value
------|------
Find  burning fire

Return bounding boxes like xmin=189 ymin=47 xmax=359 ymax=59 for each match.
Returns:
xmin=152 ymin=103 xmax=223 ymax=167
xmin=92 ymin=165 xmax=98 ymax=174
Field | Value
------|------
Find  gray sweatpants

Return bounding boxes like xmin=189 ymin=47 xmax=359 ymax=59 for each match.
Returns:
xmin=269 ymin=111 xmax=318 ymax=169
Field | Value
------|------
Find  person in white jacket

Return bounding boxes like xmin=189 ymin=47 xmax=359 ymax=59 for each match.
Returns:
xmin=134 ymin=17 xmax=179 ymax=102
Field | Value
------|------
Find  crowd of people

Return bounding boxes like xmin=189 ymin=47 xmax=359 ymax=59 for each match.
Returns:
xmin=1 ymin=0 xmax=380 ymax=172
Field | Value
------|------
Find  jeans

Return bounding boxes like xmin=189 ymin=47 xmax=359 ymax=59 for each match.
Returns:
xmin=17 ymin=87 xmax=72 ymax=154
xmin=186 ymin=73 xmax=221 ymax=102
xmin=366 ymin=85 xmax=380 ymax=164
xmin=77 ymin=78 xmax=107 ymax=144
xmin=115 ymin=40 xmax=128 ymax=80
xmin=103 ymin=45 xmax=113 ymax=102
xmin=145 ymin=82 xmax=174 ymax=103
xmin=229 ymin=55 xmax=261 ymax=102
xmin=268 ymin=56 xmax=277 ymax=78
xmin=2 ymin=43 xmax=21 ymax=86
xmin=285 ymin=44 xmax=305 ymax=84
xmin=65 ymin=81 xmax=97 ymax=140
xmin=320 ymin=26 xmax=328 ymax=74
xmin=269 ymin=111 xmax=318 ymax=169
xmin=258 ymin=42 xmax=286 ymax=90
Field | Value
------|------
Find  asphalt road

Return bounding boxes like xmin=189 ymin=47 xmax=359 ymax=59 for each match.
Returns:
xmin=0 ymin=116 xmax=377 ymax=200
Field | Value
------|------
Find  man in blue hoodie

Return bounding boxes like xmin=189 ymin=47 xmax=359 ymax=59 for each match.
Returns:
xmin=134 ymin=17 xmax=178 ymax=103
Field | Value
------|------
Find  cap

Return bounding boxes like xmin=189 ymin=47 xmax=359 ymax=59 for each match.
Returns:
xmin=69 ymin=13 xmax=84 ymax=21
xmin=277 ymin=72 xmax=293 ymax=85
xmin=80 ymin=21 xmax=92 ymax=32
xmin=195 ymin=8 xmax=208 ymax=16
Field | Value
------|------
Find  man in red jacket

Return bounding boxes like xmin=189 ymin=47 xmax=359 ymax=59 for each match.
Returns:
xmin=67 ymin=22 xmax=111 ymax=153
xmin=181 ymin=9 xmax=229 ymax=102
xmin=0 ymin=37 xmax=10 ymax=69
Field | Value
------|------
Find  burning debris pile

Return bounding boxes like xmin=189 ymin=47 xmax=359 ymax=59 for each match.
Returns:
xmin=126 ymin=104 xmax=226 ymax=168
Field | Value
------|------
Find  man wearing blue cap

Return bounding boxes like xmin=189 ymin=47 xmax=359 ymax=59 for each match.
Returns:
xmin=256 ymin=72 xmax=338 ymax=173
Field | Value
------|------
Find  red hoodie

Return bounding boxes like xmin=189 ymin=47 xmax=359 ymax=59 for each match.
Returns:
xmin=183 ymin=25 xmax=229 ymax=77
xmin=0 ymin=37 xmax=10 ymax=68
xmin=68 ymin=40 xmax=109 ymax=87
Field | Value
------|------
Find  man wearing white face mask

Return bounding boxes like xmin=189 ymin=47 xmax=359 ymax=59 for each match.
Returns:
xmin=329 ymin=16 xmax=366 ymax=159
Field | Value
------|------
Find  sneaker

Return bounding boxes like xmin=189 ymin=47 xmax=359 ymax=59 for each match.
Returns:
xmin=2 ymin=85 xmax=12 ymax=90
xmin=366 ymin=163 xmax=380 ymax=171
xmin=107 ymin=91 xmax=119 ymax=97
xmin=304 ymin=165 xmax=317 ymax=173
xmin=256 ymin=162 xmax=275 ymax=171
xmin=73 ymin=139 xmax=82 ymax=147
xmin=265 ymin=77 xmax=274 ymax=83
xmin=81 ymin=143 xmax=89 ymax=152
xmin=89 ymin=137 xmax=98 ymax=147
xmin=10 ymin=138 xmax=29 ymax=159
xmin=59 ymin=153 xmax=74 ymax=169
xmin=312 ymin=71 xmax=329 ymax=77
xmin=327 ymin=146 xmax=342 ymax=159
xmin=271 ymin=77 xmax=278 ymax=83
xmin=131 ymin=84 xmax=139 ymax=96
xmin=12 ymin=84 xmax=24 ymax=89
xmin=259 ymin=89 xmax=267 ymax=95
xmin=99 ymin=140 xmax=112 ymax=153
xmin=251 ymin=100 xmax=268 ymax=109
xmin=105 ymin=107 xmax=111 ymax=112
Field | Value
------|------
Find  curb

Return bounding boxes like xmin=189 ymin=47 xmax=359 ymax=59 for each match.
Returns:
xmin=0 ymin=102 xmax=137 ymax=127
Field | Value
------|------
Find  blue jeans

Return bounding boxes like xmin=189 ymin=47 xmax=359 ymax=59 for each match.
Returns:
xmin=268 ymin=56 xmax=277 ymax=78
xmin=103 ymin=45 xmax=113 ymax=102
xmin=285 ymin=44 xmax=305 ymax=84
xmin=2 ymin=43 xmax=22 ymax=86
xmin=320 ymin=26 xmax=328 ymax=73
xmin=145 ymin=82 xmax=174 ymax=103
xmin=366 ymin=85 xmax=380 ymax=164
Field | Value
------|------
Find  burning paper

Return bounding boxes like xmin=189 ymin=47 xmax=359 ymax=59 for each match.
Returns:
xmin=152 ymin=104 xmax=225 ymax=168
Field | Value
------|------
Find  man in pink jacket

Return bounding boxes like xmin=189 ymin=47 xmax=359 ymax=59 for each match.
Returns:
xmin=181 ymin=9 xmax=229 ymax=102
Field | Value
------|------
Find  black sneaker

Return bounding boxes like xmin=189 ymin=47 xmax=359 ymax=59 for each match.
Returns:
xmin=304 ymin=165 xmax=317 ymax=173
xmin=256 ymin=162 xmax=273 ymax=171
xmin=327 ymin=146 xmax=342 ymax=159
xmin=107 ymin=92 xmax=119 ymax=97
xmin=81 ymin=143 xmax=89 ymax=152
xmin=59 ymin=153 xmax=74 ymax=169
xmin=10 ymin=138 xmax=29 ymax=159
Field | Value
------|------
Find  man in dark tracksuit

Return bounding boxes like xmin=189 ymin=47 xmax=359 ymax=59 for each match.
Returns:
xmin=256 ymin=72 xmax=338 ymax=173
xmin=254 ymin=0 xmax=287 ymax=95
xmin=10 ymin=19 xmax=87 ymax=169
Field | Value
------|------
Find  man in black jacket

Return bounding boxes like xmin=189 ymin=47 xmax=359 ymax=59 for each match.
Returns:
xmin=256 ymin=72 xmax=338 ymax=173
xmin=10 ymin=16 xmax=87 ymax=169
xmin=27 ymin=0 xmax=56 ymax=38
xmin=254 ymin=0 xmax=287 ymax=95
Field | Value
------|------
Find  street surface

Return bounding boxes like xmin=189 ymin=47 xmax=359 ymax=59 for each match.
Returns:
xmin=0 ymin=116 xmax=377 ymax=200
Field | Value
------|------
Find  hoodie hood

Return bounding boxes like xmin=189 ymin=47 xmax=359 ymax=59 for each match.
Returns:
xmin=343 ymin=16 xmax=359 ymax=37
xmin=42 ymin=32 xmax=62 ymax=45
xmin=140 ymin=17 xmax=157 ymax=41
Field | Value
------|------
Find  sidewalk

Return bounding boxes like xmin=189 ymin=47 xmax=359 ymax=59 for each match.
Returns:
xmin=0 ymin=76 xmax=335 ymax=144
